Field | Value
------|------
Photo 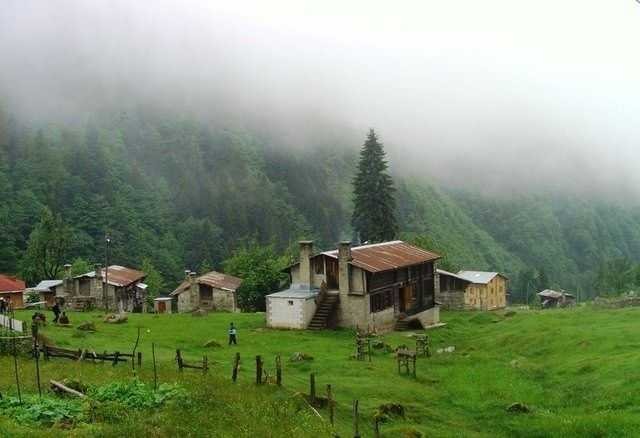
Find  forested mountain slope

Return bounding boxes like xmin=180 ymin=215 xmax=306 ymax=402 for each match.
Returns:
xmin=1 ymin=107 xmax=639 ymax=298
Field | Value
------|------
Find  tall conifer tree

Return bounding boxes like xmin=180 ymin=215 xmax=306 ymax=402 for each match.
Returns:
xmin=351 ymin=129 xmax=397 ymax=243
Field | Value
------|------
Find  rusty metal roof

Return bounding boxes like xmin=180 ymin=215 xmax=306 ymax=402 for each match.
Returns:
xmin=75 ymin=265 xmax=146 ymax=287
xmin=0 ymin=275 xmax=26 ymax=292
xmin=170 ymin=271 xmax=242 ymax=296
xmin=322 ymin=241 xmax=440 ymax=273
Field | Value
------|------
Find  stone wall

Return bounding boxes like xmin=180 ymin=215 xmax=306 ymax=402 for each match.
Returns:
xmin=437 ymin=290 xmax=466 ymax=310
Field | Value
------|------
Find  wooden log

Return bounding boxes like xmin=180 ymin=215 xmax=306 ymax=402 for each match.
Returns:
xmin=50 ymin=380 xmax=86 ymax=398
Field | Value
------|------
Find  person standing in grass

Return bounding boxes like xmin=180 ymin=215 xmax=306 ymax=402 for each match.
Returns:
xmin=228 ymin=322 xmax=238 ymax=345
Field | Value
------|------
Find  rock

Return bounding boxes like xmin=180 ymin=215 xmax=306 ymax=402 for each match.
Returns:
xmin=375 ymin=403 xmax=405 ymax=422
xmin=104 ymin=313 xmax=128 ymax=324
xmin=506 ymin=402 xmax=531 ymax=413
xmin=203 ymin=339 xmax=222 ymax=348
xmin=289 ymin=352 xmax=314 ymax=362
xmin=504 ymin=310 xmax=516 ymax=317
xmin=77 ymin=321 xmax=97 ymax=332
xmin=437 ymin=346 xmax=456 ymax=354
xmin=191 ymin=309 xmax=207 ymax=317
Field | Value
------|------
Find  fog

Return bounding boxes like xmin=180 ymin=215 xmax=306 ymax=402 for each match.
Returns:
xmin=1 ymin=1 xmax=640 ymax=198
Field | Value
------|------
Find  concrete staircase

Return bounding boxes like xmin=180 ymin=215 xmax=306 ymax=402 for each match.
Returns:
xmin=395 ymin=315 xmax=410 ymax=331
xmin=308 ymin=294 xmax=339 ymax=330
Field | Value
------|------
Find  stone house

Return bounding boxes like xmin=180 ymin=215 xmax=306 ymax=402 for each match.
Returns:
xmin=170 ymin=270 xmax=242 ymax=313
xmin=267 ymin=240 xmax=442 ymax=332
xmin=437 ymin=269 xmax=508 ymax=310
xmin=0 ymin=274 xmax=26 ymax=309
xmin=58 ymin=264 xmax=147 ymax=312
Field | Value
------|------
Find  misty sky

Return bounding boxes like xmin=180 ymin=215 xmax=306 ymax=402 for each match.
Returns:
xmin=1 ymin=1 xmax=639 ymax=198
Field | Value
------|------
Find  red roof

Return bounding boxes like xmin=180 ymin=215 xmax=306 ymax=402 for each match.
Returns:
xmin=0 ymin=275 xmax=26 ymax=292
xmin=322 ymin=241 xmax=441 ymax=273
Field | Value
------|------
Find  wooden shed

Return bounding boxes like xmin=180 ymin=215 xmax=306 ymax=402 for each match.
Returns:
xmin=153 ymin=296 xmax=176 ymax=314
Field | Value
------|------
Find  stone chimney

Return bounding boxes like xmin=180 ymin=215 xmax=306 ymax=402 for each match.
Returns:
xmin=63 ymin=263 xmax=73 ymax=297
xmin=338 ymin=241 xmax=352 ymax=296
xmin=188 ymin=271 xmax=199 ymax=310
xmin=94 ymin=263 xmax=102 ymax=281
xmin=298 ymin=240 xmax=314 ymax=289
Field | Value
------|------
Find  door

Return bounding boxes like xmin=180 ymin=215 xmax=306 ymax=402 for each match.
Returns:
xmin=326 ymin=258 xmax=339 ymax=289
xmin=157 ymin=301 xmax=166 ymax=313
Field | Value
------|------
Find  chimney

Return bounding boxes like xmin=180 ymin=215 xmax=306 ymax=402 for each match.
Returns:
xmin=94 ymin=263 xmax=102 ymax=281
xmin=188 ymin=271 xmax=199 ymax=310
xmin=338 ymin=241 xmax=352 ymax=296
xmin=298 ymin=240 xmax=314 ymax=289
xmin=63 ymin=263 xmax=73 ymax=297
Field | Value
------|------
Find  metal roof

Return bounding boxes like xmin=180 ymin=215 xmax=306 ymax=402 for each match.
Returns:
xmin=267 ymin=287 xmax=318 ymax=299
xmin=538 ymin=289 xmax=574 ymax=299
xmin=0 ymin=275 xmax=26 ymax=292
xmin=456 ymin=271 xmax=502 ymax=285
xmin=170 ymin=271 xmax=243 ymax=296
xmin=33 ymin=280 xmax=63 ymax=292
xmin=437 ymin=269 xmax=471 ymax=283
xmin=321 ymin=241 xmax=440 ymax=273
xmin=75 ymin=265 xmax=146 ymax=287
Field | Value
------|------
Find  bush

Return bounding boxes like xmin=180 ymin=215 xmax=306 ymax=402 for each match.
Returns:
xmin=90 ymin=379 xmax=187 ymax=409
xmin=0 ymin=396 xmax=84 ymax=425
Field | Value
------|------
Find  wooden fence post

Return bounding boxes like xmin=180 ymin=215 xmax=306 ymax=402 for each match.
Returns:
xmin=256 ymin=355 xmax=263 ymax=384
xmin=137 ymin=351 xmax=142 ymax=367
xmin=232 ymin=353 xmax=240 ymax=382
xmin=152 ymin=343 xmax=158 ymax=391
xmin=327 ymin=384 xmax=334 ymax=426
xmin=113 ymin=351 xmax=120 ymax=367
xmin=176 ymin=349 xmax=183 ymax=372
xmin=276 ymin=355 xmax=282 ymax=386
xmin=353 ymin=399 xmax=360 ymax=438
xmin=203 ymin=356 xmax=208 ymax=374
xmin=309 ymin=373 xmax=316 ymax=405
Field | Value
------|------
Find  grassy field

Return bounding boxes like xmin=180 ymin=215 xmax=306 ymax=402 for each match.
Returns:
xmin=2 ymin=306 xmax=640 ymax=437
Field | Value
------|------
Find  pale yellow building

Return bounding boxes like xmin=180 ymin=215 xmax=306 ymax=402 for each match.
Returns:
xmin=437 ymin=270 xmax=507 ymax=311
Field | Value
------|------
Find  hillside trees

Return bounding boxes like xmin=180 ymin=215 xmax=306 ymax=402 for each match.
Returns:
xmin=351 ymin=129 xmax=397 ymax=243
xmin=222 ymin=243 xmax=290 ymax=311
xmin=19 ymin=208 xmax=73 ymax=283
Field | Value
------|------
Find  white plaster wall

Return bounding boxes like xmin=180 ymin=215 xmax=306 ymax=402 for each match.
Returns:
xmin=266 ymin=296 xmax=316 ymax=329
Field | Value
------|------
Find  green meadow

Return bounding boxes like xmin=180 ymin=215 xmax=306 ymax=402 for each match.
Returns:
xmin=1 ymin=306 xmax=640 ymax=437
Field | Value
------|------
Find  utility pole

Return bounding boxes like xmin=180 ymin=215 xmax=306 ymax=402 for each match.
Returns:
xmin=104 ymin=234 xmax=111 ymax=312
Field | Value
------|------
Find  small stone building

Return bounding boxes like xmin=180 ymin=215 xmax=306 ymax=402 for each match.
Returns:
xmin=266 ymin=286 xmax=318 ymax=329
xmin=267 ymin=240 xmax=442 ymax=332
xmin=170 ymin=271 xmax=242 ymax=313
xmin=437 ymin=270 xmax=508 ymax=310
xmin=59 ymin=265 xmax=147 ymax=312
xmin=0 ymin=274 xmax=25 ymax=309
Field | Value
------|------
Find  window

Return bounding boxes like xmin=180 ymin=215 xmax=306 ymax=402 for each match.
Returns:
xmin=370 ymin=290 xmax=393 ymax=313
xmin=314 ymin=259 xmax=324 ymax=275
xmin=288 ymin=300 xmax=294 ymax=306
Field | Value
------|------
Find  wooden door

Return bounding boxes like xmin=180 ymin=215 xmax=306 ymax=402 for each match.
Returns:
xmin=158 ymin=301 xmax=166 ymax=313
